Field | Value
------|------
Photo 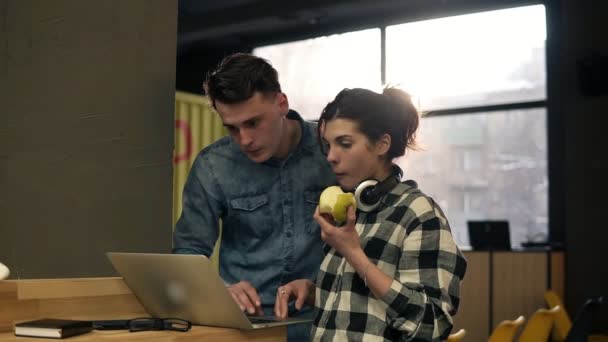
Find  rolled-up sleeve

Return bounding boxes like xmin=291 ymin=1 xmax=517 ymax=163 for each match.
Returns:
xmin=380 ymin=198 xmax=467 ymax=341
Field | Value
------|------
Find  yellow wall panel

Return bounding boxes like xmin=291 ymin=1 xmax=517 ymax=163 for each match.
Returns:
xmin=173 ymin=91 xmax=227 ymax=267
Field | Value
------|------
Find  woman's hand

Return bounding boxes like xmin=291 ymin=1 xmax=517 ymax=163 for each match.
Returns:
xmin=316 ymin=204 xmax=393 ymax=299
xmin=314 ymin=205 xmax=361 ymax=258
xmin=274 ymin=279 xmax=315 ymax=320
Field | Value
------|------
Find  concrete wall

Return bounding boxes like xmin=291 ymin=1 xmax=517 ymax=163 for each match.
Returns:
xmin=0 ymin=0 xmax=177 ymax=278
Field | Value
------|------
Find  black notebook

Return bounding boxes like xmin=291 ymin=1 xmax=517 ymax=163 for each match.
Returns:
xmin=14 ymin=318 xmax=93 ymax=339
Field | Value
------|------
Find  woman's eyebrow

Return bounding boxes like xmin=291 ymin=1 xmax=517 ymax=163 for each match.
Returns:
xmin=323 ymin=134 xmax=352 ymax=143
xmin=335 ymin=135 xmax=352 ymax=141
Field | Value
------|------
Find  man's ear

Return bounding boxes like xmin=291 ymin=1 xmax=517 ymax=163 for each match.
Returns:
xmin=276 ymin=92 xmax=289 ymax=116
xmin=375 ymin=134 xmax=391 ymax=156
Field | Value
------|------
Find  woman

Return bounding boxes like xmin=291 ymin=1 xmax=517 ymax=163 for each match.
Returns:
xmin=274 ymin=87 xmax=467 ymax=341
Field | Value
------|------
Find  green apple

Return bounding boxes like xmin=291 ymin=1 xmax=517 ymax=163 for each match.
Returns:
xmin=319 ymin=186 xmax=357 ymax=223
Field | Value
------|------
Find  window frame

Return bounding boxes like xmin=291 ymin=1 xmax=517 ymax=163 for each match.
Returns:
xmin=252 ymin=2 xmax=556 ymax=247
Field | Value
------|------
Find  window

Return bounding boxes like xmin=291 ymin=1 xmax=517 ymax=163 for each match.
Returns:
xmin=388 ymin=5 xmax=547 ymax=247
xmin=398 ymin=109 xmax=547 ymax=247
xmin=254 ymin=29 xmax=381 ymax=120
xmin=253 ymin=5 xmax=548 ymax=248
xmin=386 ymin=5 xmax=546 ymax=111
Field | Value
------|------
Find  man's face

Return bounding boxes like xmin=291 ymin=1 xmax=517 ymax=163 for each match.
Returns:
xmin=215 ymin=92 xmax=289 ymax=163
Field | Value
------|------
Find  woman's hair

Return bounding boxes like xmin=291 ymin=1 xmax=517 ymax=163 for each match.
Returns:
xmin=204 ymin=53 xmax=281 ymax=108
xmin=318 ymin=87 xmax=419 ymax=160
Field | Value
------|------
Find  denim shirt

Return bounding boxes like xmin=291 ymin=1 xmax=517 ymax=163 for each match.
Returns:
xmin=173 ymin=110 xmax=336 ymax=308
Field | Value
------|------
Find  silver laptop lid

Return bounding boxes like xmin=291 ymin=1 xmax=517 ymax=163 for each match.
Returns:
xmin=107 ymin=252 xmax=254 ymax=329
xmin=106 ymin=252 xmax=310 ymax=330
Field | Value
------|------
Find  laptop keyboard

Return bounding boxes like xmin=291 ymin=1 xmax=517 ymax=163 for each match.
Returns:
xmin=248 ymin=317 xmax=279 ymax=324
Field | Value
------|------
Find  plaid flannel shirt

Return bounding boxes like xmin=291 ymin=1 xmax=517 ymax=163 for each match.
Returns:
xmin=311 ymin=181 xmax=467 ymax=341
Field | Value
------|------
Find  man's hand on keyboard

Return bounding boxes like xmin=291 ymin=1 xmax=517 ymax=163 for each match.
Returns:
xmin=227 ymin=280 xmax=264 ymax=316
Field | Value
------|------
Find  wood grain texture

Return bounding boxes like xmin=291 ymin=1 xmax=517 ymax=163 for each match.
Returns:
xmin=0 ymin=325 xmax=286 ymax=341
xmin=0 ymin=283 xmax=17 ymax=301
xmin=551 ymin=252 xmax=565 ymax=299
xmin=0 ymin=278 xmax=286 ymax=341
xmin=453 ymin=252 xmax=490 ymax=342
xmin=492 ymin=252 xmax=548 ymax=328
xmin=16 ymin=277 xmax=133 ymax=300
xmin=0 ymin=278 xmax=145 ymax=333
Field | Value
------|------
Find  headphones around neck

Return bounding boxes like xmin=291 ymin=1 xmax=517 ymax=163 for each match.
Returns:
xmin=353 ymin=165 xmax=403 ymax=212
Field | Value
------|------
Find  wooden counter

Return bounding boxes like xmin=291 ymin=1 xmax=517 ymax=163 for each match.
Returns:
xmin=452 ymin=250 xmax=564 ymax=341
xmin=0 ymin=326 xmax=285 ymax=341
xmin=0 ymin=278 xmax=285 ymax=341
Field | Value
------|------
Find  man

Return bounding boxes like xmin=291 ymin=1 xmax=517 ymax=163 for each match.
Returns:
xmin=172 ymin=53 xmax=336 ymax=341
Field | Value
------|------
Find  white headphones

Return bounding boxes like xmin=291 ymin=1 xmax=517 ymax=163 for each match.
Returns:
xmin=353 ymin=165 xmax=403 ymax=212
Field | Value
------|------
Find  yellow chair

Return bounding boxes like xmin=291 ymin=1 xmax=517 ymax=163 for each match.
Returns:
xmin=545 ymin=290 xmax=572 ymax=341
xmin=519 ymin=306 xmax=560 ymax=342
xmin=488 ymin=315 xmax=525 ymax=342
xmin=545 ymin=290 xmax=608 ymax=342
xmin=447 ymin=329 xmax=466 ymax=341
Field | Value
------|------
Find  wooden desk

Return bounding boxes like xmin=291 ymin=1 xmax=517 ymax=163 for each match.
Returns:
xmin=0 ymin=278 xmax=285 ymax=342
xmin=0 ymin=326 xmax=285 ymax=341
xmin=452 ymin=250 xmax=564 ymax=341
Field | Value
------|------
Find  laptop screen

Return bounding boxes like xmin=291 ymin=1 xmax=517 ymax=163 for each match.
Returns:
xmin=467 ymin=220 xmax=511 ymax=250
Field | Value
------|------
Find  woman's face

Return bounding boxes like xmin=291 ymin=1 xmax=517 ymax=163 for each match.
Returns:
xmin=321 ymin=118 xmax=390 ymax=190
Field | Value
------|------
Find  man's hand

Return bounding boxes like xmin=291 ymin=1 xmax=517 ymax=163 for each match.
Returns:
xmin=227 ymin=281 xmax=264 ymax=316
xmin=274 ymin=279 xmax=315 ymax=320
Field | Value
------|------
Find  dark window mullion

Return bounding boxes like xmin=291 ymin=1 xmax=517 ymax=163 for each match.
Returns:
xmin=424 ymin=100 xmax=547 ymax=117
xmin=381 ymin=26 xmax=386 ymax=86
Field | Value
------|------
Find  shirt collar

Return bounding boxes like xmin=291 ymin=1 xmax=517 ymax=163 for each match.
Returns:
xmin=380 ymin=179 xmax=419 ymax=208
xmin=287 ymin=109 xmax=317 ymax=154
xmin=262 ymin=109 xmax=317 ymax=167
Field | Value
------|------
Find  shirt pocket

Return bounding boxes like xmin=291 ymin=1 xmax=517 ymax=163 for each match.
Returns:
xmin=304 ymin=190 xmax=321 ymax=234
xmin=229 ymin=193 xmax=272 ymax=239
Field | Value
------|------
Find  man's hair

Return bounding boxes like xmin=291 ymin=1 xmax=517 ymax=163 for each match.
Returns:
xmin=204 ymin=53 xmax=282 ymax=108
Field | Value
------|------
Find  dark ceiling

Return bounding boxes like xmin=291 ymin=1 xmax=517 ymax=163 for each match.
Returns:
xmin=177 ymin=0 xmax=539 ymax=53
xmin=175 ymin=0 xmax=538 ymax=92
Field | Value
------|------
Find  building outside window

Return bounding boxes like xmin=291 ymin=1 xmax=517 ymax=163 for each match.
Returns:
xmin=254 ymin=29 xmax=381 ymax=120
xmin=254 ymin=5 xmax=547 ymax=248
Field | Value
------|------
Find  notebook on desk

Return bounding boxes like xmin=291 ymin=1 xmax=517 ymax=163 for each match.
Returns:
xmin=106 ymin=252 xmax=310 ymax=330
xmin=467 ymin=220 xmax=512 ymax=250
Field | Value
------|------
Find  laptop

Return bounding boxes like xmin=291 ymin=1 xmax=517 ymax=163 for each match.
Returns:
xmin=106 ymin=252 xmax=311 ymax=329
xmin=467 ymin=220 xmax=512 ymax=250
